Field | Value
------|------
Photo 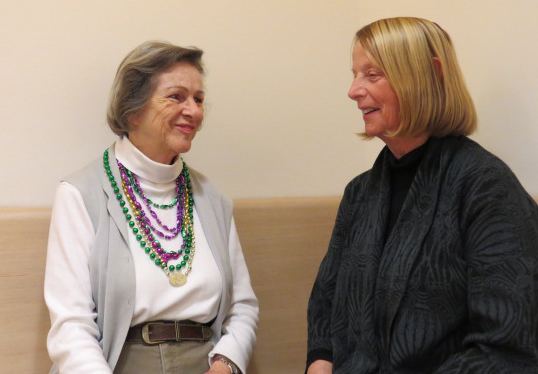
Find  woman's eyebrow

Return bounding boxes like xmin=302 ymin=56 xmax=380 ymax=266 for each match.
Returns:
xmin=164 ymin=85 xmax=205 ymax=95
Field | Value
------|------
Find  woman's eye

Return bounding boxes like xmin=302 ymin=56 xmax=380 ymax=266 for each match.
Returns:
xmin=168 ymin=94 xmax=183 ymax=101
xmin=194 ymin=97 xmax=204 ymax=104
xmin=367 ymin=75 xmax=381 ymax=83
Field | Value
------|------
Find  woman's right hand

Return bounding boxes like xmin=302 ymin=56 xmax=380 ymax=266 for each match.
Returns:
xmin=307 ymin=360 xmax=333 ymax=374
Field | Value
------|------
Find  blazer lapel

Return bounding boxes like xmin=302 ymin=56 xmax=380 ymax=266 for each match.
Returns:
xmin=375 ymin=138 xmax=447 ymax=350
xmin=342 ymin=148 xmax=391 ymax=366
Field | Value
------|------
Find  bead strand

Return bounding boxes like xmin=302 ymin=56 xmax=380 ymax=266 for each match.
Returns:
xmin=128 ymin=169 xmax=180 ymax=209
xmin=121 ymin=177 xmax=180 ymax=270
xmin=125 ymin=167 xmax=183 ymax=225
xmin=102 ymin=149 xmax=196 ymax=285
xmin=118 ymin=162 xmax=184 ymax=238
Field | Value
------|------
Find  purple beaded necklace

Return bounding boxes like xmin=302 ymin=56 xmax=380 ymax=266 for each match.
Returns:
xmin=118 ymin=162 xmax=184 ymax=240
xmin=103 ymin=149 xmax=195 ymax=287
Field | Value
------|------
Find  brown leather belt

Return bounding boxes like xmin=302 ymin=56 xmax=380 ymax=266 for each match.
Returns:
xmin=126 ymin=320 xmax=213 ymax=345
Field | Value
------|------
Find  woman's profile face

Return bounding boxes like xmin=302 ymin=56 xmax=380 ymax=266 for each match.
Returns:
xmin=128 ymin=62 xmax=205 ymax=164
xmin=348 ymin=42 xmax=400 ymax=139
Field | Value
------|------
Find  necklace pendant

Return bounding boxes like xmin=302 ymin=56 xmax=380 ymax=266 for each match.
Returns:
xmin=169 ymin=272 xmax=187 ymax=287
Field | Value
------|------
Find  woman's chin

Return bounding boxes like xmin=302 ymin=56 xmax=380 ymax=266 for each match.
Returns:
xmin=363 ymin=124 xmax=384 ymax=138
xmin=168 ymin=138 xmax=193 ymax=155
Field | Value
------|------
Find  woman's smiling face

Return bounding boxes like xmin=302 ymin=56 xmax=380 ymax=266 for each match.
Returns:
xmin=348 ymin=42 xmax=400 ymax=140
xmin=128 ymin=62 xmax=205 ymax=164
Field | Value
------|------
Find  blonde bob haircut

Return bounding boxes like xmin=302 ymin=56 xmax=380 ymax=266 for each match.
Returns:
xmin=355 ymin=17 xmax=477 ymax=138
xmin=107 ymin=40 xmax=204 ymax=136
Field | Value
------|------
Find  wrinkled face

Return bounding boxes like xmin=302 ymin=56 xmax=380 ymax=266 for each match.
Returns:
xmin=128 ymin=62 xmax=204 ymax=164
xmin=348 ymin=42 xmax=400 ymax=139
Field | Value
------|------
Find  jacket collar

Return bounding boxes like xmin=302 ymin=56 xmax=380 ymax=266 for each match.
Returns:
xmin=371 ymin=137 xmax=456 ymax=347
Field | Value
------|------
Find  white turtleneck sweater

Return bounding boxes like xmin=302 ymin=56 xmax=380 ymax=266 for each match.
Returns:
xmin=45 ymin=136 xmax=257 ymax=373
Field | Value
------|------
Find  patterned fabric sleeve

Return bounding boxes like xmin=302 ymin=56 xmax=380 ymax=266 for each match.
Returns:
xmin=306 ymin=181 xmax=356 ymax=370
xmin=432 ymin=155 xmax=538 ymax=373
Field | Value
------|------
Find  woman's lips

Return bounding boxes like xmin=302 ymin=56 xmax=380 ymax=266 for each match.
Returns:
xmin=175 ymin=123 xmax=196 ymax=133
xmin=362 ymin=107 xmax=379 ymax=115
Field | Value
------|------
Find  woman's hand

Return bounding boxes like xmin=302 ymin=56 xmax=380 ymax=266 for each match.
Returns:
xmin=204 ymin=360 xmax=233 ymax=374
xmin=307 ymin=359 xmax=333 ymax=374
xmin=204 ymin=355 xmax=240 ymax=374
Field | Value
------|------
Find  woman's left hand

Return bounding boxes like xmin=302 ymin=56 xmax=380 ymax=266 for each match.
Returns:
xmin=204 ymin=360 xmax=233 ymax=374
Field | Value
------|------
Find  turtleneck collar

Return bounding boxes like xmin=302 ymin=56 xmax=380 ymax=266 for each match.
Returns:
xmin=114 ymin=136 xmax=183 ymax=184
xmin=387 ymin=138 xmax=430 ymax=169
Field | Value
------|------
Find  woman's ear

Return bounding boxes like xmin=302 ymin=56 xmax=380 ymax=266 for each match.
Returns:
xmin=127 ymin=113 xmax=139 ymax=128
xmin=433 ymin=57 xmax=443 ymax=77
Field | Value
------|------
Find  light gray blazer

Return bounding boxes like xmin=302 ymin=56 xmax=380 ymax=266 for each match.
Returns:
xmin=50 ymin=146 xmax=235 ymax=372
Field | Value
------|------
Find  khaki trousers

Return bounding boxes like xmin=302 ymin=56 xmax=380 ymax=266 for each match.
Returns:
xmin=114 ymin=340 xmax=213 ymax=374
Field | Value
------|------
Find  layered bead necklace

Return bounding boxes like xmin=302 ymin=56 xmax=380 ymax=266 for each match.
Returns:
xmin=103 ymin=149 xmax=195 ymax=287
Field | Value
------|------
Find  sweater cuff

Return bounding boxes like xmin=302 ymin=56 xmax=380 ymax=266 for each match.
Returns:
xmin=306 ymin=349 xmax=333 ymax=372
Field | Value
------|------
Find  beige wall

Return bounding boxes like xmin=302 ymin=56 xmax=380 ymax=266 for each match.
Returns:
xmin=1 ymin=0 xmax=536 ymax=206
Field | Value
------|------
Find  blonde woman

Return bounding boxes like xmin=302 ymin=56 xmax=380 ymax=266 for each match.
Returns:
xmin=307 ymin=17 xmax=538 ymax=373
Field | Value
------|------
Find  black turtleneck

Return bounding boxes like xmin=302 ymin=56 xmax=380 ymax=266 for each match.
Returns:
xmin=384 ymin=140 xmax=429 ymax=242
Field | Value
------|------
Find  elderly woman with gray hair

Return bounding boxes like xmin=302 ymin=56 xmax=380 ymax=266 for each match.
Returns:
xmin=44 ymin=41 xmax=258 ymax=374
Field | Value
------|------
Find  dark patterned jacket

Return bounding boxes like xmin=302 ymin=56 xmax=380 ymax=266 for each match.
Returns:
xmin=307 ymin=136 xmax=538 ymax=373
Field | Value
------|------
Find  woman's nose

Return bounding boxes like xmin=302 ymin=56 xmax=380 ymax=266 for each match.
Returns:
xmin=347 ymin=80 xmax=360 ymax=100
xmin=182 ymin=98 xmax=201 ymax=116
xmin=348 ymin=79 xmax=365 ymax=101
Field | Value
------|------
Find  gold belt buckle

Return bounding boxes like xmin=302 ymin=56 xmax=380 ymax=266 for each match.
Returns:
xmin=142 ymin=322 xmax=166 ymax=345
xmin=175 ymin=321 xmax=181 ymax=341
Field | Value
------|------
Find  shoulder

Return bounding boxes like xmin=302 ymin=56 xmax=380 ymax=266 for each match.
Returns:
xmin=346 ymin=169 xmax=372 ymax=189
xmin=61 ymin=156 xmax=107 ymax=214
xmin=444 ymin=136 xmax=529 ymax=196
xmin=342 ymin=145 xmax=390 ymax=201
xmin=439 ymin=136 xmax=536 ymax=217
xmin=62 ymin=157 xmax=104 ymax=191
xmin=60 ymin=152 xmax=111 ymax=229
xmin=337 ymin=144 xmax=390 ymax=214
xmin=341 ymin=167 xmax=374 ymax=205
xmin=332 ymin=169 xmax=374 ymax=225
xmin=441 ymin=136 xmax=513 ymax=177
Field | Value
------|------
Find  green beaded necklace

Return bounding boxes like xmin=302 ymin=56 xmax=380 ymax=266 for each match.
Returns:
xmin=103 ymin=149 xmax=195 ymax=287
xmin=126 ymin=169 xmax=179 ymax=209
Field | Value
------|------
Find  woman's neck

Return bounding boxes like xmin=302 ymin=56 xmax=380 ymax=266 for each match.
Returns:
xmin=381 ymin=133 xmax=430 ymax=159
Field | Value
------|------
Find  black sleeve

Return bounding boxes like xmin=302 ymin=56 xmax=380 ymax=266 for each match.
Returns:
xmin=433 ymin=157 xmax=538 ymax=373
